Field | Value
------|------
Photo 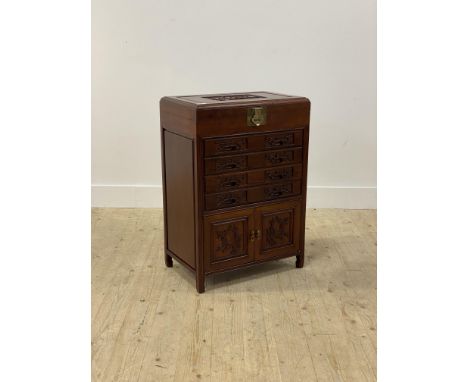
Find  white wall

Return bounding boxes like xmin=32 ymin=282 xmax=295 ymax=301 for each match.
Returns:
xmin=92 ymin=0 xmax=376 ymax=208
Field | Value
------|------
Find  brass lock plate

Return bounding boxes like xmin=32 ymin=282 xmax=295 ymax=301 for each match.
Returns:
xmin=247 ymin=107 xmax=267 ymax=127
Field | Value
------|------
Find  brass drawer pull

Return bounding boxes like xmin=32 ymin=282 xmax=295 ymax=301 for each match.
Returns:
xmin=219 ymin=143 xmax=241 ymax=152
xmin=222 ymin=197 xmax=237 ymax=205
xmin=270 ymin=190 xmax=284 ymax=197
xmin=264 ymin=184 xmax=292 ymax=199
xmin=266 ymin=134 xmax=293 ymax=148
xmin=266 ymin=151 xmax=293 ymax=165
xmin=215 ymin=158 xmax=246 ymax=172
xmin=250 ymin=230 xmax=256 ymax=242
xmin=266 ymin=168 xmax=293 ymax=181
xmin=221 ymin=179 xmax=240 ymax=189
xmin=273 ymin=174 xmax=285 ymax=180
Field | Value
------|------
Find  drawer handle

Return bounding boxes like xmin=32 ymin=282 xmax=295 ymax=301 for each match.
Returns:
xmin=216 ymin=158 xmax=246 ymax=172
xmin=270 ymin=139 xmax=287 ymax=147
xmin=266 ymin=152 xmax=293 ymax=164
xmin=270 ymin=190 xmax=284 ymax=197
xmin=267 ymin=168 xmax=293 ymax=181
xmin=268 ymin=173 xmax=285 ymax=180
xmin=219 ymin=144 xmax=240 ymax=152
xmin=250 ymin=230 xmax=256 ymax=242
xmin=221 ymin=179 xmax=240 ymax=189
xmin=265 ymin=185 xmax=291 ymax=199
xmin=266 ymin=134 xmax=293 ymax=147
xmin=224 ymin=163 xmax=239 ymax=170
xmin=222 ymin=197 xmax=237 ymax=205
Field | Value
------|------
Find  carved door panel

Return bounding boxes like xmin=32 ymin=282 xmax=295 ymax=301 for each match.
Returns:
xmin=204 ymin=208 xmax=255 ymax=272
xmin=254 ymin=200 xmax=301 ymax=261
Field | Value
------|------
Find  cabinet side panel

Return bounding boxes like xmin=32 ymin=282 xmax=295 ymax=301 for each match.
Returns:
xmin=164 ymin=130 xmax=195 ymax=268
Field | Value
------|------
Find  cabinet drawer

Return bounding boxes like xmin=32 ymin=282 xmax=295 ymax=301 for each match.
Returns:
xmin=262 ymin=131 xmax=302 ymax=149
xmin=204 ymin=130 xmax=303 ymax=157
xmin=205 ymin=148 xmax=302 ymax=175
xmin=205 ymin=190 xmax=247 ymax=210
xmin=204 ymin=137 xmax=248 ymax=157
xmin=248 ymin=180 xmax=302 ymax=203
xmin=247 ymin=164 xmax=302 ymax=186
xmin=205 ymin=180 xmax=301 ymax=211
xmin=205 ymin=164 xmax=302 ymax=193
xmin=249 ymin=148 xmax=302 ymax=169
xmin=205 ymin=173 xmax=248 ymax=194
xmin=205 ymin=155 xmax=248 ymax=175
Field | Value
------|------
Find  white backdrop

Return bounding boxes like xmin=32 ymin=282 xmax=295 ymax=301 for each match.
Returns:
xmin=92 ymin=0 xmax=376 ymax=208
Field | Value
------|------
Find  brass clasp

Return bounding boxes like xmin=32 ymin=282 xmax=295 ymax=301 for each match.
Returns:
xmin=247 ymin=107 xmax=267 ymax=127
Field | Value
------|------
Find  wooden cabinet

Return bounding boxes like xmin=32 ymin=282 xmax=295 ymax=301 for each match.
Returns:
xmin=160 ymin=92 xmax=310 ymax=292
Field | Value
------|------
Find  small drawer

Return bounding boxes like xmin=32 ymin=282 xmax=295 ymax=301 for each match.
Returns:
xmin=205 ymin=173 xmax=247 ymax=194
xmin=263 ymin=131 xmax=302 ymax=149
xmin=205 ymin=137 xmax=247 ymax=157
xmin=205 ymin=180 xmax=302 ymax=211
xmin=249 ymin=148 xmax=302 ymax=169
xmin=247 ymin=164 xmax=302 ymax=186
xmin=248 ymin=180 xmax=302 ymax=203
xmin=205 ymin=190 xmax=247 ymax=210
xmin=204 ymin=130 xmax=303 ymax=158
xmin=205 ymin=155 xmax=248 ymax=175
xmin=205 ymin=164 xmax=302 ymax=194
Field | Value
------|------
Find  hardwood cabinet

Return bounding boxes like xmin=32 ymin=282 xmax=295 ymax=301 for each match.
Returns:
xmin=160 ymin=92 xmax=310 ymax=293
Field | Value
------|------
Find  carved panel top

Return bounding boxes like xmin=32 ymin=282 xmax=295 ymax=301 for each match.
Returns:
xmin=204 ymin=94 xmax=265 ymax=101
xmin=172 ymin=91 xmax=300 ymax=106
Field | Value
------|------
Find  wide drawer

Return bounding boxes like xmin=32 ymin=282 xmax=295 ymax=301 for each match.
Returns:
xmin=205 ymin=164 xmax=302 ymax=194
xmin=204 ymin=131 xmax=303 ymax=157
xmin=205 ymin=180 xmax=302 ymax=211
xmin=205 ymin=148 xmax=302 ymax=175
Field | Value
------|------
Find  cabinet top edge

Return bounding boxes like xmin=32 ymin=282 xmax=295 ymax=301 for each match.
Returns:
xmin=161 ymin=91 xmax=310 ymax=109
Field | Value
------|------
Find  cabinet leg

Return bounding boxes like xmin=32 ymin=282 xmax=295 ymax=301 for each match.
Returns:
xmin=296 ymin=252 xmax=304 ymax=268
xmin=164 ymin=252 xmax=173 ymax=267
xmin=196 ymin=273 xmax=205 ymax=294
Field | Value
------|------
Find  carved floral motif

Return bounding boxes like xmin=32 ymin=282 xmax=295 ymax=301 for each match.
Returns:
xmin=265 ymin=151 xmax=293 ymax=165
xmin=204 ymin=94 xmax=265 ymax=101
xmin=264 ymin=184 xmax=292 ymax=199
xmin=265 ymin=134 xmax=293 ymax=148
xmin=265 ymin=167 xmax=293 ymax=181
xmin=265 ymin=215 xmax=290 ymax=248
xmin=215 ymin=223 xmax=242 ymax=257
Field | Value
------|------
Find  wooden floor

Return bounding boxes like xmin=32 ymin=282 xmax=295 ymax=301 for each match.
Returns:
xmin=92 ymin=208 xmax=376 ymax=382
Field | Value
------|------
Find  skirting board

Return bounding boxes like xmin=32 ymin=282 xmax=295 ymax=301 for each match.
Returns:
xmin=92 ymin=185 xmax=376 ymax=209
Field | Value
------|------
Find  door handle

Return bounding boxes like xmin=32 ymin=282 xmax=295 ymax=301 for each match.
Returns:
xmin=255 ymin=229 xmax=261 ymax=240
xmin=250 ymin=229 xmax=262 ymax=241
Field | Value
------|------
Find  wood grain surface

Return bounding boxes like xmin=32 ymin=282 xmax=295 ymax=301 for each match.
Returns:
xmin=92 ymin=208 xmax=376 ymax=382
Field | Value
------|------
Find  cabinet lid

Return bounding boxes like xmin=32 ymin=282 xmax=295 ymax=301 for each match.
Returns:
xmin=169 ymin=91 xmax=307 ymax=108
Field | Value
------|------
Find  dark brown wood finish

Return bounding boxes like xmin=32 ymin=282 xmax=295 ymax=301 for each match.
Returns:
xmin=160 ymin=91 xmax=310 ymax=292
xmin=163 ymin=131 xmax=196 ymax=268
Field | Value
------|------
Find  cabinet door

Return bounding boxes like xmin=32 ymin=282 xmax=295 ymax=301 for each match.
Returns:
xmin=204 ymin=208 xmax=255 ymax=272
xmin=254 ymin=200 xmax=301 ymax=261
